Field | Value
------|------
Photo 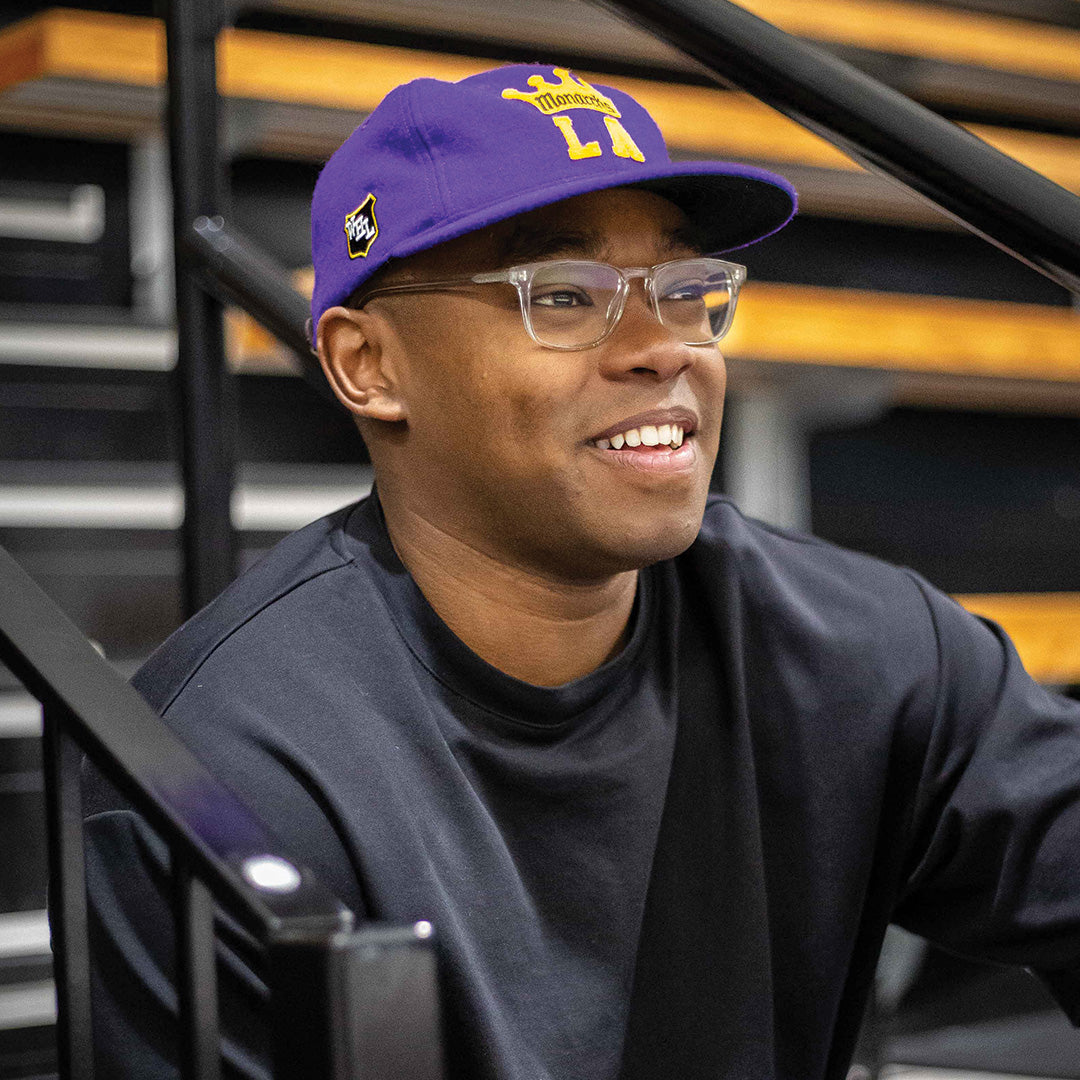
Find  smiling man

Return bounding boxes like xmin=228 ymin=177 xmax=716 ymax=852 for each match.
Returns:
xmin=85 ymin=64 xmax=1080 ymax=1080
xmin=318 ymin=186 xmax=729 ymax=686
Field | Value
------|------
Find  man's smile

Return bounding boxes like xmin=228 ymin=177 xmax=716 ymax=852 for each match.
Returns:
xmin=596 ymin=425 xmax=685 ymax=451
xmin=589 ymin=406 xmax=698 ymax=447
xmin=587 ymin=406 xmax=701 ymax=473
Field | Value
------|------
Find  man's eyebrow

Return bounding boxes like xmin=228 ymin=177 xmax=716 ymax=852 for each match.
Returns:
xmin=498 ymin=223 xmax=706 ymax=267
xmin=665 ymin=221 xmax=706 ymax=255
xmin=497 ymin=227 xmax=603 ymax=266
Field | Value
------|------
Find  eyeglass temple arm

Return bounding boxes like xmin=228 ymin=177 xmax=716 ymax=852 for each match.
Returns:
xmin=352 ymin=270 xmax=515 ymax=306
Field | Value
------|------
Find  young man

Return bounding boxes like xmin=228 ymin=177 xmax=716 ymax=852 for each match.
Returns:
xmin=86 ymin=64 xmax=1080 ymax=1079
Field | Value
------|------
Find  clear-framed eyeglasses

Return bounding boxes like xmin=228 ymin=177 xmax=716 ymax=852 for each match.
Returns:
xmin=349 ymin=257 xmax=747 ymax=351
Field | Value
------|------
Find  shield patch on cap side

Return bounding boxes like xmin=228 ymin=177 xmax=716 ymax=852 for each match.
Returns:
xmin=344 ymin=194 xmax=379 ymax=259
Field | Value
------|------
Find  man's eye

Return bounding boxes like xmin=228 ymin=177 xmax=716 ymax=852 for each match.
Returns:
xmin=532 ymin=288 xmax=594 ymax=308
xmin=663 ymin=282 xmax=706 ymax=302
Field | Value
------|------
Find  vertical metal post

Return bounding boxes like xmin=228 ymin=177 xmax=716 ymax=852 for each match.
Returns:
xmin=42 ymin=706 xmax=93 ymax=1080
xmin=164 ymin=0 xmax=238 ymax=615
xmin=130 ymin=134 xmax=175 ymax=325
xmin=174 ymin=862 xmax=222 ymax=1080
xmin=723 ymin=390 xmax=812 ymax=532
xmin=269 ymin=923 xmax=445 ymax=1080
xmin=268 ymin=931 xmax=348 ymax=1080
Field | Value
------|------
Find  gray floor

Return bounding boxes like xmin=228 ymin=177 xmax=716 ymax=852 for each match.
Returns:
xmin=889 ymin=1011 xmax=1080 ymax=1078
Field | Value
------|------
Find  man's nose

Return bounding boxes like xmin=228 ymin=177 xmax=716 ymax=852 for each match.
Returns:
xmin=598 ymin=286 xmax=703 ymax=381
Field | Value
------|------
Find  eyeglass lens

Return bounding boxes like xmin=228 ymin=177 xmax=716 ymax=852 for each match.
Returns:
xmin=525 ymin=259 xmax=737 ymax=349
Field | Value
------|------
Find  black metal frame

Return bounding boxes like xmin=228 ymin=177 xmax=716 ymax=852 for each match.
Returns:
xmin=165 ymin=0 xmax=236 ymax=615
xmin=599 ymin=0 xmax=1080 ymax=291
xmin=6 ymin=0 xmax=1078 ymax=1075
xmin=0 ymin=546 xmax=445 ymax=1079
xmin=166 ymin=0 xmax=332 ymax=616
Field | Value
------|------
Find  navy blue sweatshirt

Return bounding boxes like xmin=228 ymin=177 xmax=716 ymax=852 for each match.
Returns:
xmin=84 ymin=495 xmax=1080 ymax=1078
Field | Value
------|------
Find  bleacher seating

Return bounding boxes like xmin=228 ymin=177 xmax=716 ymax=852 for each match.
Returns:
xmin=1 ymin=2 xmax=1078 ymax=1076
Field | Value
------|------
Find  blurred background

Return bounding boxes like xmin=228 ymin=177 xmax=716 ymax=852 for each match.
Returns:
xmin=0 ymin=0 xmax=1079 ymax=1076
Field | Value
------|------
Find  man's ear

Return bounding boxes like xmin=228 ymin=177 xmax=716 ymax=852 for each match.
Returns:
xmin=316 ymin=306 xmax=407 ymax=423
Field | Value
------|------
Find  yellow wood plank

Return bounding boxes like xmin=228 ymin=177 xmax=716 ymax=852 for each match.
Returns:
xmin=727 ymin=284 xmax=1080 ymax=383
xmin=216 ymin=27 xmax=486 ymax=110
xmin=21 ymin=1 xmax=1080 ymax=91
xmin=2 ymin=12 xmax=1079 ymax=197
xmin=735 ymin=0 xmax=1080 ymax=84
xmin=27 ymin=7 xmax=163 ymax=87
xmin=955 ymin=593 xmax=1080 ymax=683
xmin=0 ymin=12 xmax=49 ymax=92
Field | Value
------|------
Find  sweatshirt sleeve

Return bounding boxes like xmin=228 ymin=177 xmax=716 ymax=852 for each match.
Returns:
xmin=893 ymin=576 xmax=1080 ymax=1023
xmin=81 ymin=672 xmax=371 ymax=1077
xmin=82 ymin=796 xmax=272 ymax=1079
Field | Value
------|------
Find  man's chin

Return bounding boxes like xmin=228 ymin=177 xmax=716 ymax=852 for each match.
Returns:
xmin=618 ymin=524 xmax=704 ymax=571
xmin=554 ymin=511 xmax=707 ymax=580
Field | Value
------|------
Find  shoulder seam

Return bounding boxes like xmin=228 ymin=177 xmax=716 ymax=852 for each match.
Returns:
xmin=893 ymin=566 xmax=947 ymax=898
xmin=159 ymin=557 xmax=357 ymax=716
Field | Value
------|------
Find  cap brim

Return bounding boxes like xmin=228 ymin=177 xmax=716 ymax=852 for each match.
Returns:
xmin=630 ymin=161 xmax=798 ymax=253
xmin=380 ymin=159 xmax=796 ymax=270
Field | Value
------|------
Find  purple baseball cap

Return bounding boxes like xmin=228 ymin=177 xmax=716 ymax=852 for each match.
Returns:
xmin=311 ymin=64 xmax=797 ymax=330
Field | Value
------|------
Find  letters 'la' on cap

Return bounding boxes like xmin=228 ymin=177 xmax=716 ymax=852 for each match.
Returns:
xmin=311 ymin=64 xmax=797 ymax=330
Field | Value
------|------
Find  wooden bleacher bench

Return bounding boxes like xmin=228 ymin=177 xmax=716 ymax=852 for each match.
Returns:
xmin=8 ymin=11 xmax=1070 ymax=403
xmin=2 ymin=8 xmax=1080 ymax=198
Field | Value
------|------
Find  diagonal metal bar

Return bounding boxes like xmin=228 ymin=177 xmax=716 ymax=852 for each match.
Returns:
xmin=3 ymin=542 xmax=449 ymax=1076
xmin=0 ymin=544 xmax=349 ymax=938
xmin=3 ymin=539 xmax=449 ymax=1076
xmin=186 ymin=215 xmax=333 ymax=401
xmin=596 ymin=0 xmax=1080 ymax=296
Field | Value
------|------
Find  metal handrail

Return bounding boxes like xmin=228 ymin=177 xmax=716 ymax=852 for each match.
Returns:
xmin=0 ymin=544 xmax=443 ymax=1079
xmin=599 ymin=0 xmax=1080 ymax=294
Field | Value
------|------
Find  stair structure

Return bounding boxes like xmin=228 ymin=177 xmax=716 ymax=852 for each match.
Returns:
xmin=1 ymin=2 xmax=1078 ymax=1076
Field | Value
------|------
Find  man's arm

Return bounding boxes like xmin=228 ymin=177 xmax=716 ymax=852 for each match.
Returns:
xmin=894 ymin=577 xmax=1080 ymax=1020
xmin=83 ymin=797 xmax=272 ymax=1079
xmin=81 ymin=689 xmax=370 ymax=1077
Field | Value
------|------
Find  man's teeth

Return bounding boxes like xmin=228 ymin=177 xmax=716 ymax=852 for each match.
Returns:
xmin=596 ymin=424 xmax=686 ymax=450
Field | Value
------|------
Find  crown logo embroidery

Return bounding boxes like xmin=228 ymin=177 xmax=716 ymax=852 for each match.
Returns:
xmin=344 ymin=193 xmax=378 ymax=259
xmin=500 ymin=68 xmax=645 ymax=164
xmin=501 ymin=68 xmax=621 ymax=118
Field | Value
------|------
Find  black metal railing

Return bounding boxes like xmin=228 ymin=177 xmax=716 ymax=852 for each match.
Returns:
xmin=602 ymin=0 xmax=1080 ymax=293
xmin=0 ymin=546 xmax=445 ymax=1079
xmin=13 ymin=0 xmax=1080 ymax=1075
